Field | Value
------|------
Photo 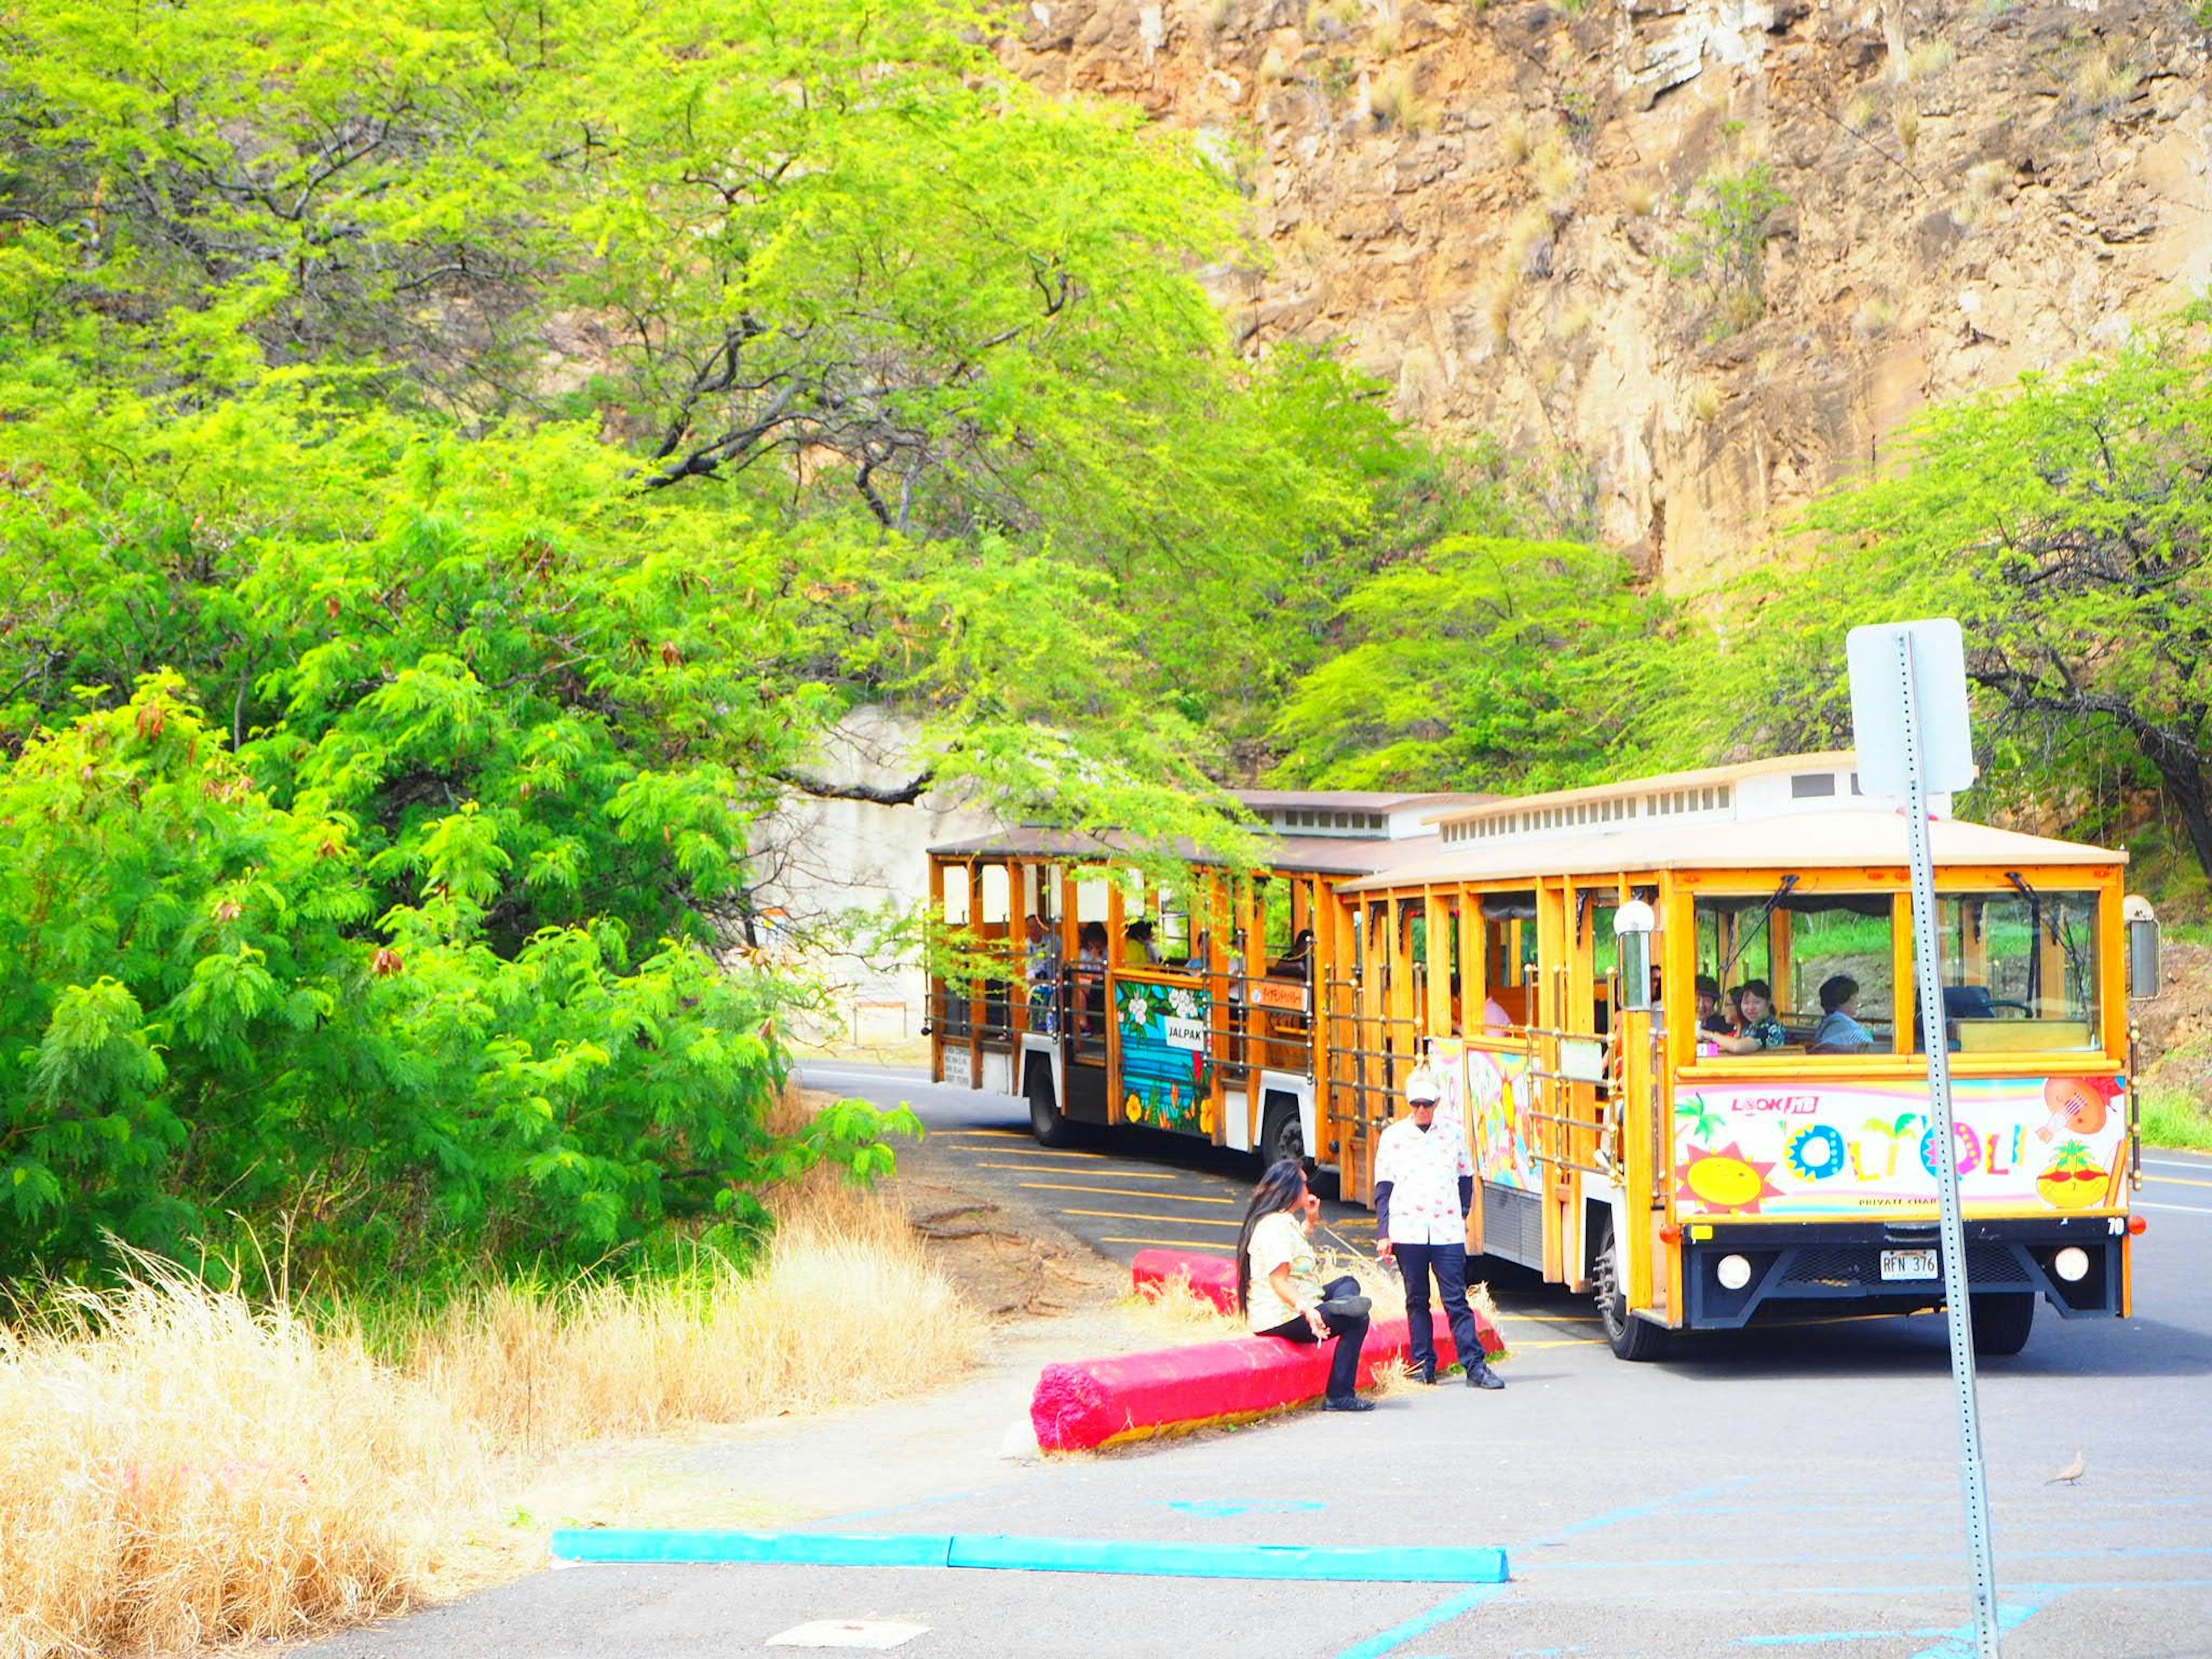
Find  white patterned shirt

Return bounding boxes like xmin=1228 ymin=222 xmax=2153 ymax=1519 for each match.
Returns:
xmin=1374 ymin=1114 xmax=1475 ymax=1246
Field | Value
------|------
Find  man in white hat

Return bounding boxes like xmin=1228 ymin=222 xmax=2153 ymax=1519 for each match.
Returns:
xmin=1374 ymin=1066 xmax=1502 ymax=1389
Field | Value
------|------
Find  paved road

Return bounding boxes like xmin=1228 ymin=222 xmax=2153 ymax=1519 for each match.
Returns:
xmin=801 ymin=1062 xmax=1381 ymax=1268
xmin=307 ymin=1069 xmax=2212 ymax=1658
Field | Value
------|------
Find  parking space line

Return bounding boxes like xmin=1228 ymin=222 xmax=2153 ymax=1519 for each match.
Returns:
xmin=1510 ymin=1336 xmax=1609 ymax=1349
xmin=1063 ymin=1209 xmax=1241 ymax=1228
xmin=1101 ymin=1234 xmax=1244 ymax=1249
xmin=1018 ymin=1181 xmax=1236 ymax=1203
xmin=1495 ymin=1318 xmax=1601 ymax=1336
xmin=976 ymin=1161 xmax=1181 ymax=1179
xmin=2137 ymin=1200 xmax=2212 ymax=1215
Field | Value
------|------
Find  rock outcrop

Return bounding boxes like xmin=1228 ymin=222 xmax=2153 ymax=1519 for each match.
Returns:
xmin=1003 ymin=0 xmax=2212 ymax=579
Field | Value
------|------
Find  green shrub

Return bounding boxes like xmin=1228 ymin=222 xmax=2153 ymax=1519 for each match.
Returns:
xmin=1666 ymin=162 xmax=1790 ymax=337
xmin=2141 ymin=1087 xmax=2212 ymax=1152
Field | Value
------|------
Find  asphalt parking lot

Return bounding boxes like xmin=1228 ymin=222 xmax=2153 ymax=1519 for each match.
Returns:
xmin=305 ymin=1067 xmax=2212 ymax=1659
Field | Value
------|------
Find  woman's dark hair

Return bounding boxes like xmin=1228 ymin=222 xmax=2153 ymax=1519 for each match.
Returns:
xmin=1820 ymin=974 xmax=1859 ymax=1013
xmin=1234 ymin=1158 xmax=1308 ymax=1317
xmin=1738 ymin=978 xmax=1772 ymax=1005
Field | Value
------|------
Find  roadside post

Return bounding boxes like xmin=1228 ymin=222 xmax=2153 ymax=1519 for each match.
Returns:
xmin=1846 ymin=617 xmax=2001 ymax=1659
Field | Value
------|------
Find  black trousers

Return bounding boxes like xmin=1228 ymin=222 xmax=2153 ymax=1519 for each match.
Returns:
xmin=1260 ymin=1274 xmax=1370 ymax=1402
xmin=1395 ymin=1241 xmax=1483 ymax=1378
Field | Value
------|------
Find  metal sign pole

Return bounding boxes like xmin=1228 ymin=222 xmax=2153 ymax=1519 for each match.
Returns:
xmin=1893 ymin=631 xmax=2003 ymax=1658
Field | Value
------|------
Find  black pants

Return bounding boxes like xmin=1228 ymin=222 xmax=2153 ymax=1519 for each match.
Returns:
xmin=1395 ymin=1241 xmax=1482 ymax=1378
xmin=1260 ymin=1274 xmax=1370 ymax=1402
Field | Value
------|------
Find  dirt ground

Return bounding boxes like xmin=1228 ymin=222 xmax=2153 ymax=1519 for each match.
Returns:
xmin=2138 ymin=938 xmax=2212 ymax=1105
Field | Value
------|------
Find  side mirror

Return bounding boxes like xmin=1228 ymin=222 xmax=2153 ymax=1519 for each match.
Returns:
xmin=2124 ymin=895 xmax=2161 ymax=1002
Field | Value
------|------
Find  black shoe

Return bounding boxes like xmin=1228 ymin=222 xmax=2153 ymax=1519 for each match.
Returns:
xmin=1411 ymin=1367 xmax=1438 ymax=1386
xmin=1466 ymin=1362 xmax=1505 ymax=1391
xmin=1321 ymin=1395 xmax=1377 ymax=1412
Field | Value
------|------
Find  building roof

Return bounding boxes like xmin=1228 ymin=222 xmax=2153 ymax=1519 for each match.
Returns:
xmin=1337 ymin=810 xmax=2124 ymax=893
xmin=1234 ymin=789 xmax=1495 ymax=812
xmin=1426 ymin=751 xmax=1876 ymax=828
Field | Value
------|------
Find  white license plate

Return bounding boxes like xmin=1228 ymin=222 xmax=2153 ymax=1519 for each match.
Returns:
xmin=1880 ymin=1248 xmax=1939 ymax=1282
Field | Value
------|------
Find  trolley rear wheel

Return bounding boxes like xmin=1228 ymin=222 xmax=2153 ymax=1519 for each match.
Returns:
xmin=1027 ymin=1062 xmax=1074 ymax=1148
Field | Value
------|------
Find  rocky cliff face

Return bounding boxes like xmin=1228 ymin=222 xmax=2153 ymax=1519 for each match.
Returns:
xmin=1003 ymin=0 xmax=2212 ymax=578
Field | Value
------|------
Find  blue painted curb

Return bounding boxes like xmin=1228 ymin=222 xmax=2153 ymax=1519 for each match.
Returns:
xmin=946 ymin=1536 xmax=1509 ymax=1583
xmin=550 ymin=1530 xmax=950 ymax=1568
xmin=548 ymin=1528 xmax=1508 ymax=1584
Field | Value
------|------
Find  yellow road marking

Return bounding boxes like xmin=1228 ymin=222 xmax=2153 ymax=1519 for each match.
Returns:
xmin=1063 ymin=1209 xmax=1240 ymax=1228
xmin=1100 ymin=1236 xmax=1237 ymax=1249
xmin=935 ymin=1130 xmax=1042 ymax=1141
xmin=2146 ymin=1172 xmax=2212 ymax=1190
xmin=977 ymin=1161 xmax=1180 ymax=1179
xmin=1509 ymin=1336 xmax=1608 ymax=1349
xmin=1018 ymin=1181 xmax=1234 ymax=1204
xmin=1493 ymin=1313 xmax=1599 ymax=1325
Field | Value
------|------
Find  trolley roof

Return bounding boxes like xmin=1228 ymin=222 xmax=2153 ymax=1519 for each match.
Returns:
xmin=1342 ymin=808 xmax=2122 ymax=893
xmin=925 ymin=825 xmax=1445 ymax=879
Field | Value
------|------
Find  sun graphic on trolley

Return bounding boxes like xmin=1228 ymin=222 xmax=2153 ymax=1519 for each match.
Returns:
xmin=1678 ymin=1141 xmax=1785 ymax=1214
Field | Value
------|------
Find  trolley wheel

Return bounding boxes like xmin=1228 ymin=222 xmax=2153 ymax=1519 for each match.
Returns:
xmin=1027 ymin=1062 xmax=1074 ymax=1148
xmin=1593 ymin=1216 xmax=1671 ymax=1362
xmin=1257 ymin=1097 xmax=1304 ymax=1173
xmin=1968 ymin=1291 xmax=2035 ymax=1357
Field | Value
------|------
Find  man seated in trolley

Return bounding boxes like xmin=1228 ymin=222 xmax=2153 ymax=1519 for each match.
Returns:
xmin=926 ymin=755 xmax=2162 ymax=1362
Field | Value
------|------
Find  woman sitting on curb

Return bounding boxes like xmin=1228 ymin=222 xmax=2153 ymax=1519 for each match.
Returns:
xmin=1236 ymin=1158 xmax=1374 ymax=1413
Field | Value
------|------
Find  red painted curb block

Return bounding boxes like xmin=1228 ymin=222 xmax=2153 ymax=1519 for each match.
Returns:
xmin=1131 ymin=1248 xmax=1238 ymax=1313
xmin=1031 ymin=1309 xmax=1505 ymax=1452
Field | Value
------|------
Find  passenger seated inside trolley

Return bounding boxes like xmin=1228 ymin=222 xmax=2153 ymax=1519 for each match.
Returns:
xmin=1812 ymin=973 xmax=1877 ymax=1052
xmin=1714 ymin=978 xmax=1787 ymax=1054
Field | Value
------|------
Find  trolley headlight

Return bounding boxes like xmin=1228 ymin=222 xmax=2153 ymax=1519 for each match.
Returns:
xmin=2053 ymin=1246 xmax=2090 ymax=1283
xmin=1716 ymin=1253 xmax=1753 ymax=1291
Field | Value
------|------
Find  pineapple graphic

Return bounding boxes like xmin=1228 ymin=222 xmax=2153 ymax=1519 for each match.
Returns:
xmin=2035 ymin=1138 xmax=2109 ymax=1211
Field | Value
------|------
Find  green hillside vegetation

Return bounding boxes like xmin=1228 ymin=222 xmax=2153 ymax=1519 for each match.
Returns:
xmin=1 ymin=0 xmax=2205 ymax=1287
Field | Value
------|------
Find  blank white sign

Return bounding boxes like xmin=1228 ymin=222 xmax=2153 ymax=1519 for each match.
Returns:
xmin=1846 ymin=619 xmax=1976 ymax=797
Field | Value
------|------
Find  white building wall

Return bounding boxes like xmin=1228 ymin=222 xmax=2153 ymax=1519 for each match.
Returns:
xmin=749 ymin=707 xmax=998 ymax=1047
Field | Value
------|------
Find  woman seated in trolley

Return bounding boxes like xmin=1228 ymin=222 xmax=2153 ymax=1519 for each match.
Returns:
xmin=1714 ymin=978 xmax=1788 ymax=1054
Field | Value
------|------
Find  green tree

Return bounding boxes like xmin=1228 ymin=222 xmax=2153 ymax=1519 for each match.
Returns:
xmin=0 ymin=0 xmax=1384 ymax=799
xmin=1668 ymin=311 xmax=2212 ymax=882
xmin=1268 ymin=537 xmax=1668 ymax=791
xmin=0 ymin=676 xmax=872 ymax=1281
xmin=1 ymin=0 xmax=1374 ymax=1278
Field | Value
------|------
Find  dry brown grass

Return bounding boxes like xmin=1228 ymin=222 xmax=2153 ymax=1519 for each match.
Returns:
xmin=413 ymin=1099 xmax=982 ymax=1450
xmin=1484 ymin=268 xmax=1522 ymax=347
xmin=1369 ymin=65 xmax=1430 ymax=134
xmin=1499 ymin=114 xmax=1532 ymax=167
xmin=411 ymin=1194 xmax=980 ymax=1452
xmin=2 ymin=1087 xmax=983 ymax=1657
xmin=2071 ymin=49 xmax=2139 ymax=116
xmin=1896 ymin=38 xmax=1955 ymax=82
xmin=0 ymin=1262 xmax=485 ymax=1658
xmin=1120 ymin=1270 xmax=1241 ymax=1339
xmin=1852 ymin=295 xmax=1898 ymax=337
